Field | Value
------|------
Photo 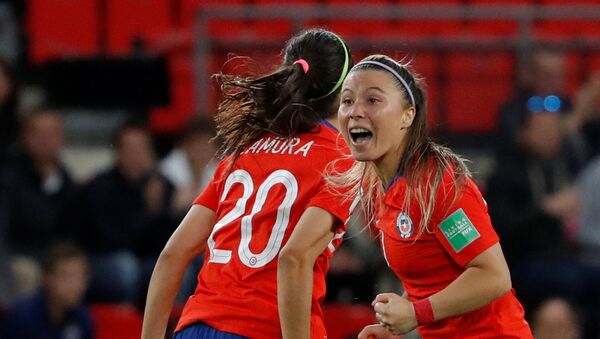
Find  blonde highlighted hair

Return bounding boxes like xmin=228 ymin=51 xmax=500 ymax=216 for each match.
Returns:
xmin=329 ymin=55 xmax=471 ymax=236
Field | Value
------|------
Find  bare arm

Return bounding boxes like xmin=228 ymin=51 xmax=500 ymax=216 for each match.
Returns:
xmin=141 ymin=205 xmax=216 ymax=339
xmin=278 ymin=207 xmax=338 ymax=339
xmin=375 ymin=243 xmax=511 ymax=335
xmin=429 ymin=243 xmax=511 ymax=319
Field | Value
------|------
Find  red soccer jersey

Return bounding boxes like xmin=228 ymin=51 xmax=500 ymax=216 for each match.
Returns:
xmin=176 ymin=122 xmax=355 ymax=339
xmin=376 ymin=168 xmax=533 ymax=338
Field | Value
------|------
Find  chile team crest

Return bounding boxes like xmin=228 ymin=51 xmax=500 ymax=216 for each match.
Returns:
xmin=396 ymin=212 xmax=413 ymax=238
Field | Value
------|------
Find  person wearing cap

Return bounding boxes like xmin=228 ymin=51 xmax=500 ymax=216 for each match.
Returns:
xmin=333 ymin=54 xmax=532 ymax=338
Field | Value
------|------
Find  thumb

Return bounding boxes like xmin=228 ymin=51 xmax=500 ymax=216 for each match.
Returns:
xmin=372 ymin=293 xmax=394 ymax=306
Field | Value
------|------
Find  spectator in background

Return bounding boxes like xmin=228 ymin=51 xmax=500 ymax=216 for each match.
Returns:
xmin=159 ymin=114 xmax=217 ymax=217
xmin=0 ymin=58 xmax=19 ymax=160
xmin=158 ymin=114 xmax=218 ymax=304
xmin=531 ymin=298 xmax=582 ymax=339
xmin=0 ymin=108 xmax=77 ymax=301
xmin=1 ymin=241 xmax=93 ymax=339
xmin=548 ymin=156 xmax=600 ymax=338
xmin=496 ymin=46 xmax=568 ymax=158
xmin=487 ymin=107 xmax=575 ymax=259
xmin=76 ymin=121 xmax=175 ymax=305
xmin=496 ymin=46 xmax=600 ymax=172
xmin=486 ymin=104 xmax=587 ymax=310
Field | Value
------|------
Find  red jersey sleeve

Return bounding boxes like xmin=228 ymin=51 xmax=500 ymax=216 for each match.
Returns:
xmin=434 ymin=179 xmax=499 ymax=267
xmin=192 ymin=160 xmax=229 ymax=211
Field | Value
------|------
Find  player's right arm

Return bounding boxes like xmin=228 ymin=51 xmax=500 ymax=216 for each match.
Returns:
xmin=141 ymin=204 xmax=215 ymax=339
xmin=278 ymin=207 xmax=338 ymax=339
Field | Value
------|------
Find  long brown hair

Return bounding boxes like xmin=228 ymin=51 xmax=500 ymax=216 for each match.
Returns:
xmin=213 ymin=28 xmax=352 ymax=161
xmin=331 ymin=55 xmax=470 ymax=236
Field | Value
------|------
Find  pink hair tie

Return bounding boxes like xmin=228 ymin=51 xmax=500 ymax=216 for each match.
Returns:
xmin=293 ymin=59 xmax=310 ymax=74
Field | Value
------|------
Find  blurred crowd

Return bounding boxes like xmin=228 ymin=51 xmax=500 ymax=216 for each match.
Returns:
xmin=1 ymin=8 xmax=600 ymax=339
xmin=0 ymin=54 xmax=219 ymax=336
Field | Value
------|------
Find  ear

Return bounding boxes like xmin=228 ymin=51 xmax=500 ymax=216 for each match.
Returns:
xmin=401 ymin=107 xmax=416 ymax=128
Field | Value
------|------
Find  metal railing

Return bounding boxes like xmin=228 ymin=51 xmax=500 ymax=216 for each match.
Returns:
xmin=194 ymin=4 xmax=600 ymax=135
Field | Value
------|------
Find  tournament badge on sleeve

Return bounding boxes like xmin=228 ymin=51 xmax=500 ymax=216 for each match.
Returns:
xmin=439 ymin=208 xmax=481 ymax=252
xmin=396 ymin=212 xmax=413 ymax=238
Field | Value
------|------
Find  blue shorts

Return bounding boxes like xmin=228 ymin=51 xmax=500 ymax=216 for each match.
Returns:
xmin=174 ymin=323 xmax=248 ymax=339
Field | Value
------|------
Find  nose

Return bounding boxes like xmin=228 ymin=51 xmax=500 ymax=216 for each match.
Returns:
xmin=348 ymin=106 xmax=365 ymax=120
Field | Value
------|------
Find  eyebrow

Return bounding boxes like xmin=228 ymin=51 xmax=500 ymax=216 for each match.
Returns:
xmin=366 ymin=86 xmax=386 ymax=93
xmin=341 ymin=86 xmax=386 ymax=93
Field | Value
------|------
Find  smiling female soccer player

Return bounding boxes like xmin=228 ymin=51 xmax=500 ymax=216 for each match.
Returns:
xmin=336 ymin=54 xmax=533 ymax=338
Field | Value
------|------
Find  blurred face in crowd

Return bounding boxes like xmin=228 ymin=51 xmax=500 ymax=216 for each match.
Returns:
xmin=22 ymin=111 xmax=64 ymax=163
xmin=0 ymin=63 xmax=13 ymax=105
xmin=339 ymin=69 xmax=415 ymax=178
xmin=46 ymin=257 xmax=89 ymax=310
xmin=116 ymin=128 xmax=155 ymax=181
xmin=532 ymin=298 xmax=580 ymax=339
xmin=183 ymin=133 xmax=215 ymax=170
xmin=532 ymin=50 xmax=566 ymax=96
xmin=521 ymin=111 xmax=562 ymax=160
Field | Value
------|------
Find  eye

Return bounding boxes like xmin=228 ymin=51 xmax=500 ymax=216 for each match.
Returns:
xmin=341 ymin=97 xmax=353 ymax=105
xmin=368 ymin=97 xmax=381 ymax=104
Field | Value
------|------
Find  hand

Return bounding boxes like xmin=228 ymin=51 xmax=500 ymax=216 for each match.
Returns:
xmin=372 ymin=293 xmax=418 ymax=335
xmin=145 ymin=175 xmax=166 ymax=214
xmin=172 ymin=186 xmax=196 ymax=214
xmin=541 ymin=188 xmax=580 ymax=222
xmin=357 ymin=324 xmax=402 ymax=339
xmin=568 ymin=72 xmax=600 ymax=130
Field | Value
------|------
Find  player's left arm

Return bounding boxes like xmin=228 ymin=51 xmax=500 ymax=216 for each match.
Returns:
xmin=374 ymin=244 xmax=510 ymax=335
xmin=278 ymin=207 xmax=338 ymax=339
xmin=428 ymin=242 xmax=511 ymax=320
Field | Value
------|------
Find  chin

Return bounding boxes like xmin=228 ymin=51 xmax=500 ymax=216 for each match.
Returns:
xmin=350 ymin=150 xmax=375 ymax=162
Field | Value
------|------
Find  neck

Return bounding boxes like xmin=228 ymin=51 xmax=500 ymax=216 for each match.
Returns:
xmin=34 ymin=159 xmax=59 ymax=179
xmin=374 ymin=143 xmax=406 ymax=188
xmin=325 ymin=117 xmax=340 ymax=130
xmin=46 ymin=293 xmax=67 ymax=324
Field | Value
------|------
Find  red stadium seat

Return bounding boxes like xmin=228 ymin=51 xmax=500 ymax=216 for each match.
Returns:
xmin=540 ymin=0 xmax=599 ymax=3
xmin=467 ymin=20 xmax=520 ymax=39
xmin=149 ymin=53 xmax=196 ymax=134
xmin=444 ymin=51 xmax=514 ymax=133
xmin=589 ymin=53 xmax=600 ymax=72
xmin=255 ymin=0 xmax=314 ymax=3
xmin=320 ymin=19 xmax=398 ymax=38
xmin=179 ymin=0 xmax=247 ymax=29
xmin=252 ymin=20 xmax=295 ymax=40
xmin=90 ymin=303 xmax=143 ymax=339
xmin=395 ymin=19 xmax=464 ymax=38
xmin=408 ymin=52 xmax=442 ymax=131
xmin=396 ymin=0 xmax=464 ymax=4
xmin=106 ymin=0 xmax=174 ymax=56
xmin=27 ymin=0 xmax=100 ymax=63
xmin=533 ymin=20 xmax=600 ymax=41
xmin=563 ymin=52 xmax=587 ymax=97
xmin=467 ymin=0 xmax=532 ymax=3
xmin=202 ymin=19 xmax=293 ymax=41
xmin=323 ymin=303 xmax=379 ymax=339
xmin=327 ymin=0 xmax=389 ymax=3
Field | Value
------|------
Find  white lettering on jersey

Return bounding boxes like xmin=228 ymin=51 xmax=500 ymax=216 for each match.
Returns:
xmin=242 ymin=137 xmax=311 ymax=156
xmin=207 ymin=169 xmax=253 ymax=264
xmin=293 ymin=141 xmax=314 ymax=157
xmin=208 ymin=169 xmax=299 ymax=268
xmin=239 ymin=170 xmax=298 ymax=268
xmin=245 ymin=139 xmax=263 ymax=154
xmin=258 ymin=137 xmax=278 ymax=153
xmin=283 ymin=138 xmax=301 ymax=154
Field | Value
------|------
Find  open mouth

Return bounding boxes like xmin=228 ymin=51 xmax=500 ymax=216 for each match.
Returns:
xmin=349 ymin=127 xmax=373 ymax=144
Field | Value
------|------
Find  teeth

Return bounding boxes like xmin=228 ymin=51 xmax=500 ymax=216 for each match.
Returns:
xmin=350 ymin=128 xmax=370 ymax=133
